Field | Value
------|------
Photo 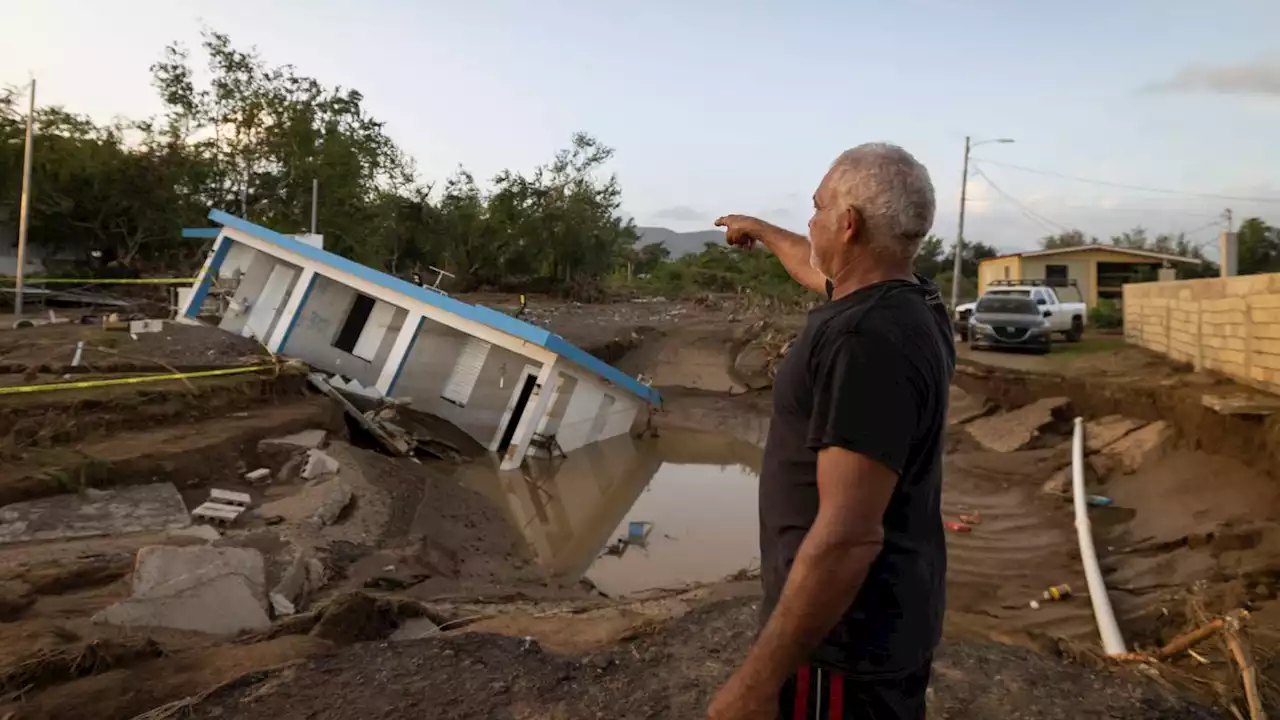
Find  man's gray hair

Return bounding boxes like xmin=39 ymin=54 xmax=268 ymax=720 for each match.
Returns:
xmin=827 ymin=143 xmax=936 ymax=259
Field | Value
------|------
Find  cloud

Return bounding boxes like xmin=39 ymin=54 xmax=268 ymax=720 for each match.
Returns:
xmin=1144 ymin=57 xmax=1280 ymax=97
xmin=650 ymin=205 xmax=706 ymax=222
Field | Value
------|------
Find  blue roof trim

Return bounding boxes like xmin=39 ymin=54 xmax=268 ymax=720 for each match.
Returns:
xmin=204 ymin=210 xmax=661 ymax=405
xmin=182 ymin=228 xmax=221 ymax=239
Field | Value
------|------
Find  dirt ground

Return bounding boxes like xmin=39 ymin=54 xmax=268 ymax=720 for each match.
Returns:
xmin=0 ymin=298 xmax=1275 ymax=718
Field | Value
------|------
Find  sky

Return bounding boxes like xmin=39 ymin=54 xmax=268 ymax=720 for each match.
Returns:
xmin=3 ymin=0 xmax=1279 ymax=255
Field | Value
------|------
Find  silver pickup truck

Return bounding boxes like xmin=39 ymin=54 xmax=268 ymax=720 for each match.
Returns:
xmin=954 ymin=280 xmax=1087 ymax=343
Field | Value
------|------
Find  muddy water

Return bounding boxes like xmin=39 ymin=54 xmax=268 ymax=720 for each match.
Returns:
xmin=454 ymin=432 xmax=762 ymax=596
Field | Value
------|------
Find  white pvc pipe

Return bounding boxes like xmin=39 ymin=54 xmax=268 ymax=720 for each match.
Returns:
xmin=1073 ymin=416 xmax=1127 ymax=655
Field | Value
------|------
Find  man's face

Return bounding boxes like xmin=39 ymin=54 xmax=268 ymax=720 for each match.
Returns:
xmin=807 ymin=173 xmax=855 ymax=279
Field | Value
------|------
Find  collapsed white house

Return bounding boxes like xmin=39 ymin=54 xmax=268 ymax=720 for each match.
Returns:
xmin=180 ymin=209 xmax=660 ymax=470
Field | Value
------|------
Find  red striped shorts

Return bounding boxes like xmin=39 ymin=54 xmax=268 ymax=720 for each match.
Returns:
xmin=777 ymin=660 xmax=931 ymax=720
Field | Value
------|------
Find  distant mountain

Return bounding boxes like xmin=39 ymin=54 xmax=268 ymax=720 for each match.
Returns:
xmin=635 ymin=226 xmax=725 ymax=257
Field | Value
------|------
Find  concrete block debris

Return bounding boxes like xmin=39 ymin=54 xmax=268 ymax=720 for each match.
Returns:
xmin=244 ymin=468 xmax=272 ymax=483
xmin=259 ymin=429 xmax=327 ymax=451
xmin=94 ymin=546 xmax=270 ymax=635
xmin=302 ymin=449 xmax=341 ymax=480
xmin=191 ymin=502 xmax=245 ymax=526
xmin=0 ymin=483 xmax=190 ymax=545
xmin=209 ymin=489 xmax=251 ymax=507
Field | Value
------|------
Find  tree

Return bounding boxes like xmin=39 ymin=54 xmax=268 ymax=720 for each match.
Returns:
xmin=913 ymin=235 xmax=946 ymax=278
xmin=1238 ymin=218 xmax=1280 ymax=276
xmin=1110 ymin=226 xmax=1149 ymax=249
xmin=1040 ymin=230 xmax=1091 ymax=249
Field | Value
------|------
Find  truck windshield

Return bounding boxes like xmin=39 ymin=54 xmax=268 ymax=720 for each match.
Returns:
xmin=986 ymin=290 xmax=1031 ymax=298
xmin=976 ymin=296 xmax=1040 ymax=315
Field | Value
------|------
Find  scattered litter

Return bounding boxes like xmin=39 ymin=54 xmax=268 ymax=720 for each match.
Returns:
xmin=1043 ymin=584 xmax=1073 ymax=601
xmin=302 ymin=449 xmax=341 ymax=480
xmin=1029 ymin=600 xmax=1041 ymax=610
xmin=1086 ymin=495 xmax=1113 ymax=507
xmin=244 ymin=468 xmax=272 ymax=483
xmin=944 ymin=521 xmax=972 ymax=534
xmin=129 ymin=319 xmax=165 ymax=334
xmin=958 ymin=512 xmax=981 ymax=525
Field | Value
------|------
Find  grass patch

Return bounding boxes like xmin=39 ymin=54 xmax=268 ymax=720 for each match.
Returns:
xmin=1053 ymin=337 xmax=1127 ymax=356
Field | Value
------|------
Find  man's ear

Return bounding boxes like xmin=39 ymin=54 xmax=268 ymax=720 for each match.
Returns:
xmin=842 ymin=206 xmax=860 ymax=245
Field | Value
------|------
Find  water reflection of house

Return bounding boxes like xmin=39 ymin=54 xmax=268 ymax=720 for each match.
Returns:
xmin=179 ymin=210 xmax=660 ymax=470
xmin=471 ymin=432 xmax=763 ymax=582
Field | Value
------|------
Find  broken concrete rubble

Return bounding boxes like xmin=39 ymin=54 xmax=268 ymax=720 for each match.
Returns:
xmin=0 ymin=483 xmax=190 ymax=545
xmin=259 ymin=429 xmax=327 ymax=451
xmin=1095 ymin=420 xmax=1174 ymax=476
xmin=269 ymin=548 xmax=330 ymax=616
xmin=309 ymin=479 xmax=354 ymax=528
xmin=1082 ymin=415 xmax=1147 ymax=453
xmin=965 ymin=397 xmax=1070 ymax=453
xmin=94 ymin=546 xmax=271 ymax=635
xmin=302 ymin=449 xmax=341 ymax=480
xmin=390 ymin=617 xmax=440 ymax=641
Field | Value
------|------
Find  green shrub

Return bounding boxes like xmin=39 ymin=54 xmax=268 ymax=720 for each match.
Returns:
xmin=1089 ymin=298 xmax=1123 ymax=330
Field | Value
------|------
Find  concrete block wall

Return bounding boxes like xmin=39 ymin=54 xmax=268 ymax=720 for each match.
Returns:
xmin=1124 ymin=273 xmax=1280 ymax=392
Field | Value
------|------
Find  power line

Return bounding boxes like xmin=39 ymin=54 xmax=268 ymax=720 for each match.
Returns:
xmin=969 ymin=158 xmax=1280 ymax=205
xmin=970 ymin=167 xmax=1073 ymax=233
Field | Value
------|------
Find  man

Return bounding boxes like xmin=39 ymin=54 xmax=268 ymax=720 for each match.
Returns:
xmin=708 ymin=143 xmax=954 ymax=720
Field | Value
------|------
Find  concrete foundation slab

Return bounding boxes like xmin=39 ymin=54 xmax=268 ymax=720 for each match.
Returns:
xmin=95 ymin=545 xmax=271 ymax=636
xmin=965 ymin=397 xmax=1070 ymax=453
xmin=0 ymin=483 xmax=190 ymax=545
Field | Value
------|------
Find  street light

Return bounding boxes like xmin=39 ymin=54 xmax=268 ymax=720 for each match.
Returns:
xmin=950 ymin=136 xmax=1014 ymax=311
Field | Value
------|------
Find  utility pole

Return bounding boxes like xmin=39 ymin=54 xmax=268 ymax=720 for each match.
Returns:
xmin=950 ymin=136 xmax=971 ymax=311
xmin=310 ymin=179 xmax=319 ymax=234
xmin=1224 ymin=208 xmax=1233 ymax=233
xmin=14 ymin=79 xmax=36 ymax=318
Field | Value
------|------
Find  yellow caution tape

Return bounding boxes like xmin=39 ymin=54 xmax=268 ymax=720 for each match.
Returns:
xmin=0 ymin=365 xmax=276 ymax=396
xmin=0 ymin=277 xmax=196 ymax=285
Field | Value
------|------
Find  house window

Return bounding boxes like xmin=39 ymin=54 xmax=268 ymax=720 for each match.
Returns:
xmin=333 ymin=293 xmax=396 ymax=361
xmin=441 ymin=337 xmax=492 ymax=407
xmin=1045 ymin=264 xmax=1069 ymax=286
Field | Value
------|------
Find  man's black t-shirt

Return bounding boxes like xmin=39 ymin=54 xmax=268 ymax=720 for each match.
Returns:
xmin=759 ymin=275 xmax=954 ymax=678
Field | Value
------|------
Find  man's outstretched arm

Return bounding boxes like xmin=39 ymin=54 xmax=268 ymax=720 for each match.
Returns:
xmin=716 ymin=215 xmax=827 ymax=295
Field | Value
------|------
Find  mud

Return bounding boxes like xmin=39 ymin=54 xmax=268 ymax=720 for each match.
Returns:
xmin=184 ymin=597 xmax=1218 ymax=720
xmin=0 ymin=301 xmax=1274 ymax=718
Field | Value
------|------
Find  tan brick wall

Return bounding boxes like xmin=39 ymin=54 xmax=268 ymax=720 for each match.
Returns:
xmin=1124 ymin=274 xmax=1280 ymax=393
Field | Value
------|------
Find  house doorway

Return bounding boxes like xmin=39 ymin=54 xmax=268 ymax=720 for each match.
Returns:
xmin=497 ymin=373 xmax=539 ymax=454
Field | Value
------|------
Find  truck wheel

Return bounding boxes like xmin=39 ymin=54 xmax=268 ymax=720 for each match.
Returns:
xmin=1065 ymin=317 xmax=1084 ymax=343
xmin=958 ymin=329 xmax=968 ymax=342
